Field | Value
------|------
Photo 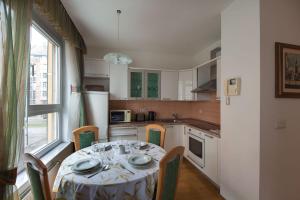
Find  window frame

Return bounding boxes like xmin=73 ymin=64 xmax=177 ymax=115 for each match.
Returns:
xmin=24 ymin=13 xmax=64 ymax=159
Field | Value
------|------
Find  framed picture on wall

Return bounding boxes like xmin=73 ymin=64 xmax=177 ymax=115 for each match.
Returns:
xmin=275 ymin=42 xmax=300 ymax=98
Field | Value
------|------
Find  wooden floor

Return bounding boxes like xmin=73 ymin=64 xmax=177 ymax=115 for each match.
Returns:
xmin=176 ymin=159 xmax=224 ymax=200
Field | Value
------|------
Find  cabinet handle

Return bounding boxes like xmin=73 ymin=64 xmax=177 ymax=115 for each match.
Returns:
xmin=205 ymin=134 xmax=214 ymax=139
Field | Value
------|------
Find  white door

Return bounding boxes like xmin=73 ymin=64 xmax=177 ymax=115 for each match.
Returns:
xmin=178 ymin=70 xmax=194 ymax=100
xmin=203 ymin=133 xmax=219 ymax=185
xmin=109 ymin=64 xmax=128 ymax=100
xmin=216 ymin=58 xmax=221 ymax=99
xmin=161 ymin=71 xmax=179 ymax=100
xmin=84 ymin=57 xmax=109 ymax=77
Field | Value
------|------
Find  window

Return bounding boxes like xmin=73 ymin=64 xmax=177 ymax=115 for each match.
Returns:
xmin=24 ymin=21 xmax=63 ymax=156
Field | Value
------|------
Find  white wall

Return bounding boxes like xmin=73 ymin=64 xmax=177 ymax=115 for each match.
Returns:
xmin=194 ymin=40 xmax=221 ymax=64
xmin=220 ymin=0 xmax=260 ymax=199
xmin=87 ymin=47 xmax=196 ymax=69
xmin=260 ymin=0 xmax=300 ymax=199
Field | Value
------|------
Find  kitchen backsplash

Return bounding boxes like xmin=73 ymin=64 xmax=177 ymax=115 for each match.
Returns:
xmin=110 ymin=96 xmax=220 ymax=125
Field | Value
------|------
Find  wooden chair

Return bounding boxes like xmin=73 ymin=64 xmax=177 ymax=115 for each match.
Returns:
xmin=72 ymin=125 xmax=99 ymax=151
xmin=155 ymin=146 xmax=185 ymax=200
xmin=24 ymin=153 xmax=52 ymax=200
xmin=145 ymin=124 xmax=166 ymax=148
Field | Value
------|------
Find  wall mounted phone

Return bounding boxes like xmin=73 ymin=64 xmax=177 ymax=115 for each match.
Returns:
xmin=224 ymin=77 xmax=241 ymax=105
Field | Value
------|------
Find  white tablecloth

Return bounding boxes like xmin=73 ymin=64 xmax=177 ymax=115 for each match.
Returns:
xmin=53 ymin=140 xmax=166 ymax=200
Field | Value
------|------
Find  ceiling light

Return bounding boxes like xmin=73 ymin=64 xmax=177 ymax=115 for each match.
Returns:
xmin=103 ymin=10 xmax=132 ymax=65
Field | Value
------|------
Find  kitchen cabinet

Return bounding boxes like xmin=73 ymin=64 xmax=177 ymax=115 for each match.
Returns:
xmin=129 ymin=69 xmax=160 ymax=99
xmin=110 ymin=64 xmax=128 ymax=100
xmin=178 ymin=70 xmax=194 ymax=101
xmin=145 ymin=71 xmax=161 ymax=99
xmin=129 ymin=69 xmax=144 ymax=99
xmin=109 ymin=127 xmax=138 ymax=141
xmin=137 ymin=127 xmax=146 ymax=142
xmin=164 ymin=125 xmax=178 ymax=152
xmin=203 ymin=133 xmax=219 ymax=185
xmin=84 ymin=57 xmax=109 ymax=78
xmin=161 ymin=71 xmax=178 ymax=100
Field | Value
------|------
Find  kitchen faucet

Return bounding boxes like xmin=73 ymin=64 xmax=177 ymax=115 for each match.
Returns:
xmin=172 ymin=113 xmax=178 ymax=122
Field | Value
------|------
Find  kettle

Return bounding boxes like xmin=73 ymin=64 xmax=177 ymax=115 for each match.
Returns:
xmin=148 ymin=111 xmax=156 ymax=121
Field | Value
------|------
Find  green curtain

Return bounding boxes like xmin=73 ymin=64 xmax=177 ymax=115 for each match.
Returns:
xmin=76 ymin=47 xmax=87 ymax=127
xmin=0 ymin=0 xmax=32 ymax=199
xmin=34 ymin=0 xmax=86 ymax=52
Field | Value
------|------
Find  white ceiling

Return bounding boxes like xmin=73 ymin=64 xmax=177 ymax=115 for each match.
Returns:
xmin=61 ymin=0 xmax=232 ymax=55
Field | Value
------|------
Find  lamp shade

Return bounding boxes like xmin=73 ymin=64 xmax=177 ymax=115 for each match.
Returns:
xmin=103 ymin=52 xmax=133 ymax=65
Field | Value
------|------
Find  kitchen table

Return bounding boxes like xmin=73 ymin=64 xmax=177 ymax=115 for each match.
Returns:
xmin=53 ymin=140 xmax=166 ymax=200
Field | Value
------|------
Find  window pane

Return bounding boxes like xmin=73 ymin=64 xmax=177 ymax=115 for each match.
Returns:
xmin=29 ymin=26 xmax=60 ymax=105
xmin=25 ymin=112 xmax=59 ymax=153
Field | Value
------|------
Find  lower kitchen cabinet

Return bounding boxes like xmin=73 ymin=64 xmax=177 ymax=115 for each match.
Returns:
xmin=137 ymin=127 xmax=146 ymax=142
xmin=109 ymin=127 xmax=138 ymax=141
xmin=203 ymin=133 xmax=219 ymax=185
xmin=164 ymin=125 xmax=178 ymax=152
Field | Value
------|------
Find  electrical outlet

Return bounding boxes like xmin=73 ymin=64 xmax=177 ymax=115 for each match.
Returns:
xmin=275 ymin=120 xmax=287 ymax=130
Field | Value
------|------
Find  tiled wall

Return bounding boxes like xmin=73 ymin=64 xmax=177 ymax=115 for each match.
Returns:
xmin=110 ymin=95 xmax=220 ymax=124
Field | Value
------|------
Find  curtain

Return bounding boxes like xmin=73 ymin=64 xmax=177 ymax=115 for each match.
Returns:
xmin=65 ymin=42 xmax=86 ymax=141
xmin=76 ymin=48 xmax=87 ymax=127
xmin=33 ymin=0 xmax=86 ymax=52
xmin=0 ymin=0 xmax=32 ymax=199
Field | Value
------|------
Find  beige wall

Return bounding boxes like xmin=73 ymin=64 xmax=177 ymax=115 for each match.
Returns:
xmin=260 ymin=0 xmax=300 ymax=199
xmin=220 ymin=0 xmax=261 ymax=199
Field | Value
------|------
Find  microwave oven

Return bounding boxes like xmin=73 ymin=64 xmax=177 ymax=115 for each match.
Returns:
xmin=110 ymin=110 xmax=131 ymax=123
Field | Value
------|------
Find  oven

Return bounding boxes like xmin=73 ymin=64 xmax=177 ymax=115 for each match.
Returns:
xmin=187 ymin=129 xmax=205 ymax=168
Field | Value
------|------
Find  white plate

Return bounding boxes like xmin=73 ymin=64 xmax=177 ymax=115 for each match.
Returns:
xmin=128 ymin=154 xmax=152 ymax=166
xmin=72 ymin=159 xmax=101 ymax=172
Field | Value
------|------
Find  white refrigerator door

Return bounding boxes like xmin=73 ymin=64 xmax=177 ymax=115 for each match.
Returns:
xmin=84 ymin=91 xmax=108 ymax=141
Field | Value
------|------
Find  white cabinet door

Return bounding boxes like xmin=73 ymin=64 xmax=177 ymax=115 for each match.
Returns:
xmin=164 ymin=125 xmax=178 ymax=152
xmin=84 ymin=57 xmax=110 ymax=77
xmin=178 ymin=70 xmax=194 ymax=101
xmin=137 ymin=127 xmax=146 ymax=142
xmin=203 ymin=134 xmax=219 ymax=185
xmin=216 ymin=58 xmax=221 ymax=99
xmin=109 ymin=127 xmax=137 ymax=141
xmin=161 ymin=71 xmax=178 ymax=100
xmin=109 ymin=64 xmax=128 ymax=100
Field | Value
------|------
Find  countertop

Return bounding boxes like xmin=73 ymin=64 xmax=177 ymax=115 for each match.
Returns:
xmin=109 ymin=118 xmax=221 ymax=138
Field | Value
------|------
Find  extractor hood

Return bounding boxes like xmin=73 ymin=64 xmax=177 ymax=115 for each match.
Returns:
xmin=191 ymin=79 xmax=216 ymax=93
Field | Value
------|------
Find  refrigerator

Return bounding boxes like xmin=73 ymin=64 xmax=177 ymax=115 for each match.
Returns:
xmin=84 ymin=91 xmax=109 ymax=142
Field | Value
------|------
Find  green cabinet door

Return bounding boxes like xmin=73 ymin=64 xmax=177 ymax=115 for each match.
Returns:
xmin=130 ymin=71 xmax=143 ymax=98
xmin=146 ymin=71 xmax=160 ymax=99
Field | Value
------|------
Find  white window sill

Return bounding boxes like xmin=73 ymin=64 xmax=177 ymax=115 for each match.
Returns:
xmin=16 ymin=142 xmax=72 ymax=197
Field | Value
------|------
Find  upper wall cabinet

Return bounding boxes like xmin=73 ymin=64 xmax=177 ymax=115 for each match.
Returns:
xmin=161 ymin=70 xmax=179 ymax=100
xmin=178 ymin=70 xmax=194 ymax=101
xmin=145 ymin=70 xmax=161 ymax=99
xmin=129 ymin=69 xmax=144 ymax=99
xmin=109 ymin=64 xmax=128 ymax=100
xmin=84 ymin=57 xmax=110 ymax=78
xmin=129 ymin=69 xmax=161 ymax=100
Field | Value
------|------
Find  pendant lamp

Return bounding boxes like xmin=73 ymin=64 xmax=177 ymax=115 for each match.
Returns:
xmin=103 ymin=10 xmax=132 ymax=65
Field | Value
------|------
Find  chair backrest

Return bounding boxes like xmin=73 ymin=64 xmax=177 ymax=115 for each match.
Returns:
xmin=156 ymin=146 xmax=185 ymax=200
xmin=145 ymin=124 xmax=166 ymax=148
xmin=24 ymin=153 xmax=52 ymax=200
xmin=72 ymin=125 xmax=99 ymax=151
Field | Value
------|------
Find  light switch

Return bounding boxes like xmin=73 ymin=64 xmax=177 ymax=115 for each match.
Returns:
xmin=275 ymin=120 xmax=287 ymax=130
